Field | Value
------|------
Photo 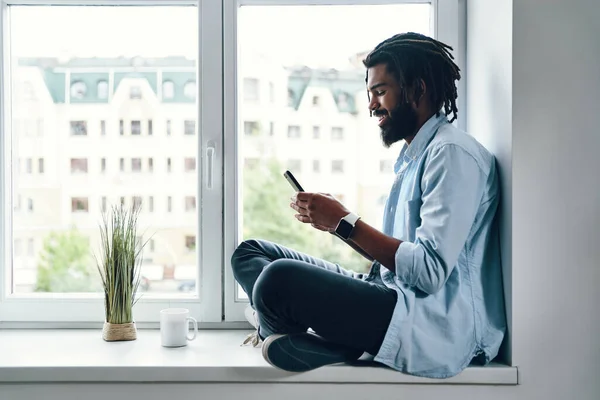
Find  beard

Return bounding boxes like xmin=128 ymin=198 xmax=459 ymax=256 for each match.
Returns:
xmin=376 ymin=102 xmax=419 ymax=148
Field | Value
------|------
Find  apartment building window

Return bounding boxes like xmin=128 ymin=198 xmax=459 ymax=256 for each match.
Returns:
xmin=167 ymin=158 xmax=172 ymax=172
xmin=380 ymin=159 xmax=393 ymax=173
xmin=184 ymin=120 xmax=195 ymax=135
xmin=269 ymin=122 xmax=274 ymax=136
xmin=313 ymin=126 xmax=320 ymax=139
xmin=166 ymin=120 xmax=172 ymax=136
xmin=244 ymin=121 xmax=260 ymax=136
xmin=331 ymin=127 xmax=344 ymax=140
xmin=26 ymin=158 xmax=32 ymax=174
xmin=312 ymin=96 xmax=320 ymax=106
xmin=70 ymin=121 xmax=87 ymax=136
xmin=149 ymin=196 xmax=154 ymax=212
xmin=27 ymin=198 xmax=33 ymax=212
xmin=130 ymin=86 xmax=142 ymax=99
xmin=101 ymin=196 xmax=107 ymax=212
xmin=185 ymin=157 xmax=196 ymax=172
xmin=131 ymin=158 xmax=142 ymax=172
xmin=185 ymin=196 xmax=196 ymax=212
xmin=24 ymin=119 xmax=34 ymax=137
xmin=288 ymin=159 xmax=301 ymax=172
xmin=167 ymin=196 xmax=172 ymax=212
xmin=287 ymin=89 xmax=295 ymax=107
xmin=101 ymin=158 xmax=106 ymax=173
xmin=269 ymin=82 xmax=275 ymax=103
xmin=100 ymin=120 xmax=106 ymax=136
xmin=332 ymin=160 xmax=344 ymax=173
xmin=148 ymin=158 xmax=154 ymax=172
xmin=120 ymin=158 xmax=125 ymax=172
xmin=133 ymin=196 xmax=143 ymax=209
xmin=71 ymin=197 xmax=89 ymax=213
xmin=185 ymin=235 xmax=196 ymax=251
xmin=313 ymin=160 xmax=320 ymax=173
xmin=287 ymin=125 xmax=301 ymax=138
xmin=131 ymin=121 xmax=141 ymax=135
xmin=38 ymin=158 xmax=44 ymax=174
xmin=27 ymin=239 xmax=34 ymax=256
xmin=184 ymin=81 xmax=197 ymax=100
xmin=119 ymin=120 xmax=124 ymax=136
xmin=37 ymin=119 xmax=44 ymax=136
xmin=14 ymin=239 xmax=21 ymax=257
xmin=97 ymin=80 xmax=108 ymax=99
xmin=243 ymin=78 xmax=259 ymax=102
xmin=71 ymin=158 xmax=88 ymax=173
xmin=162 ymin=81 xmax=175 ymax=99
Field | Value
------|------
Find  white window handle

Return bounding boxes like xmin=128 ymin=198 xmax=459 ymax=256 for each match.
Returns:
xmin=206 ymin=141 xmax=215 ymax=190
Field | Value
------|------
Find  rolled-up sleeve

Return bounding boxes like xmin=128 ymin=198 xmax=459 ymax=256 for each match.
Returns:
xmin=395 ymin=144 xmax=486 ymax=295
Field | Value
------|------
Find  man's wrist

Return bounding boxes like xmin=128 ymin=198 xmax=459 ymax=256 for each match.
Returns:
xmin=334 ymin=212 xmax=360 ymax=240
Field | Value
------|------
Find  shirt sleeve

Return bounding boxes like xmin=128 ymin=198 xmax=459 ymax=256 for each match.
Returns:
xmin=394 ymin=144 xmax=486 ymax=295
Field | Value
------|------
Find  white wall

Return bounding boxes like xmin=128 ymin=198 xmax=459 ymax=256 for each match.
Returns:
xmin=510 ymin=0 xmax=600 ymax=397
xmin=466 ymin=0 xmax=513 ymax=364
xmin=2 ymin=1 xmax=600 ymax=398
xmin=468 ymin=1 xmax=600 ymax=400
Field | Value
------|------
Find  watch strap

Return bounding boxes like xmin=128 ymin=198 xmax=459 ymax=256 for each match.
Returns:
xmin=342 ymin=212 xmax=360 ymax=226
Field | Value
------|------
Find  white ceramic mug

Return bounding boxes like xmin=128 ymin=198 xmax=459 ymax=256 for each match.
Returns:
xmin=160 ymin=308 xmax=198 ymax=347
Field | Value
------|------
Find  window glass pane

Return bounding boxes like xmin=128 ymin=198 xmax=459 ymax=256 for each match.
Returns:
xmin=237 ymin=4 xmax=430 ymax=284
xmin=10 ymin=5 xmax=199 ymax=295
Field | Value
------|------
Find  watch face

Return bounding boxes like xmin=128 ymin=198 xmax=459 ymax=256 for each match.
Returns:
xmin=336 ymin=219 xmax=354 ymax=239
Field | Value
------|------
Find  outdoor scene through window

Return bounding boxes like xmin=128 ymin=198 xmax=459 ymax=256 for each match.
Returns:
xmin=237 ymin=4 xmax=431 ymax=298
xmin=10 ymin=6 xmax=199 ymax=295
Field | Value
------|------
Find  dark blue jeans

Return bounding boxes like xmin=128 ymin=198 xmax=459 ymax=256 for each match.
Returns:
xmin=231 ymin=239 xmax=397 ymax=356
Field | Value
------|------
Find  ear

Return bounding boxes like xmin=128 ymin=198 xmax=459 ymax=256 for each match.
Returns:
xmin=412 ymin=79 xmax=427 ymax=108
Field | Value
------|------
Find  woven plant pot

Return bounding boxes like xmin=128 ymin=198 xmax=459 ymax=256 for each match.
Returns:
xmin=102 ymin=322 xmax=137 ymax=342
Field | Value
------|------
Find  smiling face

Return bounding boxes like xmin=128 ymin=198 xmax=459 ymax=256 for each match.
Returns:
xmin=366 ymin=63 xmax=420 ymax=147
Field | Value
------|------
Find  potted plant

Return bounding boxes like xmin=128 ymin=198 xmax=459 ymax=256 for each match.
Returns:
xmin=95 ymin=203 xmax=146 ymax=341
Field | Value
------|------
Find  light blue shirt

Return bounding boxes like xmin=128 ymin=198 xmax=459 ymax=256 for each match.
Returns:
xmin=367 ymin=113 xmax=507 ymax=378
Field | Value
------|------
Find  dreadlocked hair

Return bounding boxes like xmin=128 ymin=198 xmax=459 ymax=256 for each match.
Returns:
xmin=363 ymin=32 xmax=461 ymax=123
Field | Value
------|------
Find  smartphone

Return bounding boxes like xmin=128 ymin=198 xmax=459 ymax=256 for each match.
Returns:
xmin=283 ymin=170 xmax=304 ymax=192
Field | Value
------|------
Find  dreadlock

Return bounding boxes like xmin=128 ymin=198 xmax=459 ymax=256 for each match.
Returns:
xmin=363 ymin=32 xmax=461 ymax=123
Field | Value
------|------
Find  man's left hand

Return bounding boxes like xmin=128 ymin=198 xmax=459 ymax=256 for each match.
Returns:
xmin=290 ymin=192 xmax=350 ymax=232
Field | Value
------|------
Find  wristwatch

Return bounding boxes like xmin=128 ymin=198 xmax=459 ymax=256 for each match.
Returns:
xmin=334 ymin=212 xmax=361 ymax=240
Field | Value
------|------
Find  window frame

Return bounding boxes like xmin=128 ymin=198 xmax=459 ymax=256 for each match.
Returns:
xmin=222 ymin=0 xmax=465 ymax=322
xmin=0 ymin=0 xmax=223 ymax=326
xmin=0 ymin=0 xmax=464 ymax=326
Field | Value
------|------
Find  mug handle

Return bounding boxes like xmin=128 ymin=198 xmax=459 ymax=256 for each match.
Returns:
xmin=186 ymin=316 xmax=198 ymax=341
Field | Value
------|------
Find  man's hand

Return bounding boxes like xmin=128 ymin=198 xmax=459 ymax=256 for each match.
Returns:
xmin=290 ymin=192 xmax=350 ymax=232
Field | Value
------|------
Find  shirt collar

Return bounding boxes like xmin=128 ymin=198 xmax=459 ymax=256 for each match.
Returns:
xmin=394 ymin=113 xmax=448 ymax=173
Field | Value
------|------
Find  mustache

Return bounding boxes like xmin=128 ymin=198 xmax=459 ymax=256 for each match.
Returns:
xmin=372 ymin=110 xmax=388 ymax=117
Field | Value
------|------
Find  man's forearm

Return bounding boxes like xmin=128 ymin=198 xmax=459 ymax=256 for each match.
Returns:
xmin=349 ymin=220 xmax=401 ymax=272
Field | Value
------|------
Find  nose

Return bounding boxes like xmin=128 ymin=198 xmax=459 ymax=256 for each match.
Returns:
xmin=368 ymin=96 xmax=379 ymax=114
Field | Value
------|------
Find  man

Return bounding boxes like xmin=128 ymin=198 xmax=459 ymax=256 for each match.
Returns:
xmin=231 ymin=32 xmax=506 ymax=378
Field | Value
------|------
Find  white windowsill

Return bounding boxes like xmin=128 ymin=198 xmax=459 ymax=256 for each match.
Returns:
xmin=0 ymin=329 xmax=517 ymax=385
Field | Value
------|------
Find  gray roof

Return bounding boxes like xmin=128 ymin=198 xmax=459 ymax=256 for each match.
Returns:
xmin=18 ymin=57 xmax=366 ymax=112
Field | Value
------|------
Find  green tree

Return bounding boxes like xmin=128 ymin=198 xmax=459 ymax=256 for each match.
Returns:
xmin=35 ymin=228 xmax=100 ymax=292
xmin=243 ymin=159 xmax=371 ymax=273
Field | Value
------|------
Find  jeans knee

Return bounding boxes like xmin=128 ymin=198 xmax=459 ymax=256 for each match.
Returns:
xmin=252 ymin=259 xmax=294 ymax=312
xmin=230 ymin=239 xmax=261 ymax=277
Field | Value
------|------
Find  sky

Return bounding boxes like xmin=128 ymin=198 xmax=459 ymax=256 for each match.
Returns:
xmin=10 ymin=4 xmax=431 ymax=69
